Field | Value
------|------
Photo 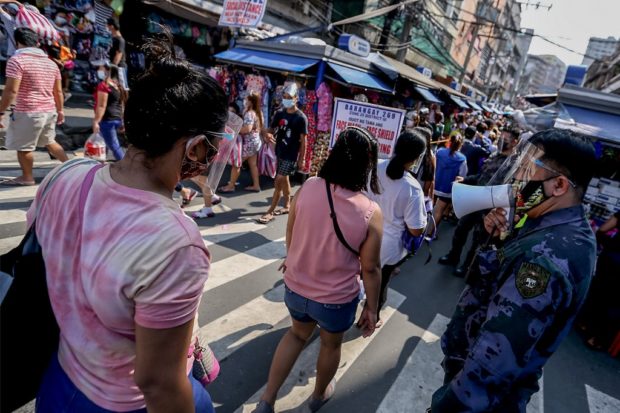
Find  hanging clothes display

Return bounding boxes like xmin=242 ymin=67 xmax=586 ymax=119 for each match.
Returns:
xmin=316 ymin=82 xmax=333 ymax=133
xmin=300 ymin=90 xmax=317 ymax=174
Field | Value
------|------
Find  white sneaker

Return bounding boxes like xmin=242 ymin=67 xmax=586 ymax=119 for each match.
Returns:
xmin=192 ymin=207 xmax=215 ymax=219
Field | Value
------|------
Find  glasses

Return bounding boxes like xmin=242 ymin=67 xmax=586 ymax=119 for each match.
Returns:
xmin=534 ymin=159 xmax=576 ymax=187
xmin=190 ymin=135 xmax=219 ymax=164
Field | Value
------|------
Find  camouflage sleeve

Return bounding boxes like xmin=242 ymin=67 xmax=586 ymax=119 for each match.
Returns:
xmin=440 ymin=249 xmax=501 ymax=383
xmin=432 ymin=255 xmax=572 ymax=412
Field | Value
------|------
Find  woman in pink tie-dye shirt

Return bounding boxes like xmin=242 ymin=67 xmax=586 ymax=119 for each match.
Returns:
xmin=32 ymin=34 xmax=228 ymax=413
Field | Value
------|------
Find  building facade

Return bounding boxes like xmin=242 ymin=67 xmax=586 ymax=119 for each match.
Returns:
xmin=584 ymin=45 xmax=620 ymax=95
xmin=521 ymin=54 xmax=567 ymax=94
xmin=582 ymin=36 xmax=619 ymax=67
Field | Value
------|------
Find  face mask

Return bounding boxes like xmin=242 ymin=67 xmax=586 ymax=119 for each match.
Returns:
xmin=96 ymin=70 xmax=106 ymax=80
xmin=282 ymin=98 xmax=295 ymax=109
xmin=179 ymin=136 xmax=218 ymax=180
xmin=513 ymin=178 xmax=553 ymax=213
xmin=55 ymin=17 xmax=67 ymax=26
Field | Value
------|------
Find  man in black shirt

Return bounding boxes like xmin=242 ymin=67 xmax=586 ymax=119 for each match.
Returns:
xmin=107 ymin=18 xmax=127 ymax=88
xmin=258 ymin=83 xmax=307 ymax=224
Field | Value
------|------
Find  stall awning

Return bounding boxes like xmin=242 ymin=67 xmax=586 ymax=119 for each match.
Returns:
xmin=144 ymin=0 xmax=220 ymax=26
xmin=480 ymin=103 xmax=493 ymax=113
xmin=555 ymin=104 xmax=620 ymax=145
xmin=214 ymin=48 xmax=319 ymax=73
xmin=449 ymin=96 xmax=469 ymax=109
xmin=326 ymin=62 xmax=393 ymax=93
xmin=467 ymin=101 xmax=483 ymax=111
xmin=414 ymin=86 xmax=443 ymax=104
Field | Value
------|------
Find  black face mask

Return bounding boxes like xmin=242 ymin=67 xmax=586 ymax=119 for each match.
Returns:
xmin=513 ymin=177 xmax=554 ymax=213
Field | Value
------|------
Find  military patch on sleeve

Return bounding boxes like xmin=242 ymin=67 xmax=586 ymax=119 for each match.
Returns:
xmin=515 ymin=262 xmax=551 ymax=299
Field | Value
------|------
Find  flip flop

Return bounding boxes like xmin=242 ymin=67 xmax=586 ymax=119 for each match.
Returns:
xmin=181 ymin=189 xmax=198 ymax=208
xmin=218 ymin=186 xmax=235 ymax=193
xmin=309 ymin=378 xmax=336 ymax=412
xmin=211 ymin=195 xmax=222 ymax=206
xmin=0 ymin=179 xmax=36 ymax=186
xmin=273 ymin=208 xmax=290 ymax=216
xmin=257 ymin=214 xmax=275 ymax=224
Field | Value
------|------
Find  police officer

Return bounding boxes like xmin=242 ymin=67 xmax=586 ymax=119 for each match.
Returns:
xmin=430 ymin=129 xmax=597 ymax=412
xmin=439 ymin=127 xmax=522 ymax=277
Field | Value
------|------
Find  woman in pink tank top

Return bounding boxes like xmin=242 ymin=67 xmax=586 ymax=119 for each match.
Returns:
xmin=253 ymin=128 xmax=383 ymax=413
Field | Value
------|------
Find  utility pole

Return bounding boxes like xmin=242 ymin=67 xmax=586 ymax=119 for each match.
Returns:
xmin=457 ymin=22 xmax=480 ymax=89
xmin=379 ymin=0 xmax=400 ymax=49
xmin=395 ymin=4 xmax=415 ymax=61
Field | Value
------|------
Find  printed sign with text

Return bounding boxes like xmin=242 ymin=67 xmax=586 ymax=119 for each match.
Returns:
xmin=219 ymin=0 xmax=268 ymax=28
xmin=330 ymin=98 xmax=405 ymax=159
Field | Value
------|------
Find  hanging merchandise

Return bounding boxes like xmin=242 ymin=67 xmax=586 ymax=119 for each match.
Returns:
xmin=310 ymin=133 xmax=331 ymax=176
xmin=316 ymin=82 xmax=333 ymax=133
xmin=15 ymin=5 xmax=61 ymax=41
xmin=300 ymin=90 xmax=317 ymax=174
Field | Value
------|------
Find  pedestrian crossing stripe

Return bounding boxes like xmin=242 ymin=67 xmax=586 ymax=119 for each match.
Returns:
xmin=586 ymin=385 xmax=620 ymax=413
xmin=236 ymin=290 xmax=406 ymax=413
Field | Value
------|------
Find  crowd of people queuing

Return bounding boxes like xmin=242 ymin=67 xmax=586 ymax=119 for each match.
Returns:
xmin=0 ymin=19 xmax=618 ymax=413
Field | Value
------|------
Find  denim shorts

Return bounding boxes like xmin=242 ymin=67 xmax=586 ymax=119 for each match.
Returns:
xmin=284 ymin=285 xmax=360 ymax=333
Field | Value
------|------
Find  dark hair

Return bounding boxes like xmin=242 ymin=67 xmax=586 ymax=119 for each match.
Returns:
xmin=528 ymin=129 xmax=596 ymax=198
xmin=387 ymin=131 xmax=427 ymax=180
xmin=319 ymin=127 xmax=380 ymax=194
xmin=107 ymin=17 xmax=120 ymax=30
xmin=464 ymin=126 xmax=476 ymax=139
xmin=414 ymin=126 xmax=432 ymax=145
xmin=14 ymin=28 xmax=38 ymax=48
xmin=449 ymin=134 xmax=464 ymax=155
xmin=476 ymin=123 xmax=488 ymax=133
xmin=123 ymin=30 xmax=228 ymax=158
xmin=246 ymin=91 xmax=263 ymax=131
xmin=503 ymin=126 xmax=521 ymax=141
xmin=106 ymin=64 xmax=128 ymax=104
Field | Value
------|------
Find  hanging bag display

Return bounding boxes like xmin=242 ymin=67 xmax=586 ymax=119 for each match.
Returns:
xmin=15 ymin=5 xmax=60 ymax=42
xmin=0 ymin=159 xmax=100 ymax=412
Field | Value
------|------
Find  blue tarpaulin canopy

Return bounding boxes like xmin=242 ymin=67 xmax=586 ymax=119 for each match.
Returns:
xmin=214 ymin=48 xmax=319 ymax=73
xmin=467 ymin=100 xmax=483 ymax=111
xmin=414 ymin=86 xmax=443 ymax=104
xmin=326 ymin=62 xmax=393 ymax=93
xmin=449 ymin=95 xmax=469 ymax=109
xmin=555 ymin=104 xmax=620 ymax=145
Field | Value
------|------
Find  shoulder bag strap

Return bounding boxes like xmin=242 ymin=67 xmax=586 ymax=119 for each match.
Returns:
xmin=325 ymin=179 xmax=359 ymax=256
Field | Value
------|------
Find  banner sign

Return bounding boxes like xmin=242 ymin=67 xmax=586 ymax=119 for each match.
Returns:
xmin=330 ymin=98 xmax=406 ymax=159
xmin=219 ymin=0 xmax=267 ymax=28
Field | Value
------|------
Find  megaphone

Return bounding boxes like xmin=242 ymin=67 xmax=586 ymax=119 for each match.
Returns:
xmin=452 ymin=183 xmax=513 ymax=218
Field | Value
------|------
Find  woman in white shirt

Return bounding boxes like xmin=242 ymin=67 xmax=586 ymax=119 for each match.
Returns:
xmin=369 ymin=131 xmax=428 ymax=321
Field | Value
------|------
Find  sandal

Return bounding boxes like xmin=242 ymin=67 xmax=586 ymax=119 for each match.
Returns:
xmin=251 ymin=400 xmax=274 ymax=413
xmin=257 ymin=214 xmax=275 ymax=224
xmin=192 ymin=207 xmax=215 ymax=219
xmin=309 ymin=378 xmax=336 ymax=412
xmin=218 ymin=185 xmax=235 ymax=193
xmin=181 ymin=189 xmax=198 ymax=208
xmin=211 ymin=195 xmax=222 ymax=205
xmin=0 ymin=179 xmax=36 ymax=186
xmin=273 ymin=208 xmax=290 ymax=216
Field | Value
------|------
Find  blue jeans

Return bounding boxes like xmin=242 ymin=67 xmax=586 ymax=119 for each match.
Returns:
xmin=284 ymin=285 xmax=359 ymax=333
xmin=36 ymin=355 xmax=215 ymax=413
xmin=99 ymin=119 xmax=124 ymax=160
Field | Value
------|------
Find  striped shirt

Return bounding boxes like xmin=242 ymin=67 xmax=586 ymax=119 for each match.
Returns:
xmin=6 ymin=47 xmax=60 ymax=113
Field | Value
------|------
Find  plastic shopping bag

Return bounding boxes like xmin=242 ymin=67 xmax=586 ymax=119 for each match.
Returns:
xmin=84 ymin=133 xmax=106 ymax=162
xmin=258 ymin=142 xmax=276 ymax=179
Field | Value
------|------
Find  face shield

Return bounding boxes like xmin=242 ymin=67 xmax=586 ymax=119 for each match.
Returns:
xmin=485 ymin=140 xmax=576 ymax=231
xmin=408 ymin=149 xmax=426 ymax=175
xmin=190 ymin=112 xmax=243 ymax=192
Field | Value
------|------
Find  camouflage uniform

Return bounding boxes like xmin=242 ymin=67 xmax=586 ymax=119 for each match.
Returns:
xmin=431 ymin=205 xmax=596 ymax=412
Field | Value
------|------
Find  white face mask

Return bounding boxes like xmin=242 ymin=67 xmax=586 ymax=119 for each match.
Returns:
xmin=96 ymin=70 xmax=106 ymax=80
xmin=282 ymin=98 xmax=295 ymax=109
xmin=55 ymin=17 xmax=67 ymax=26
